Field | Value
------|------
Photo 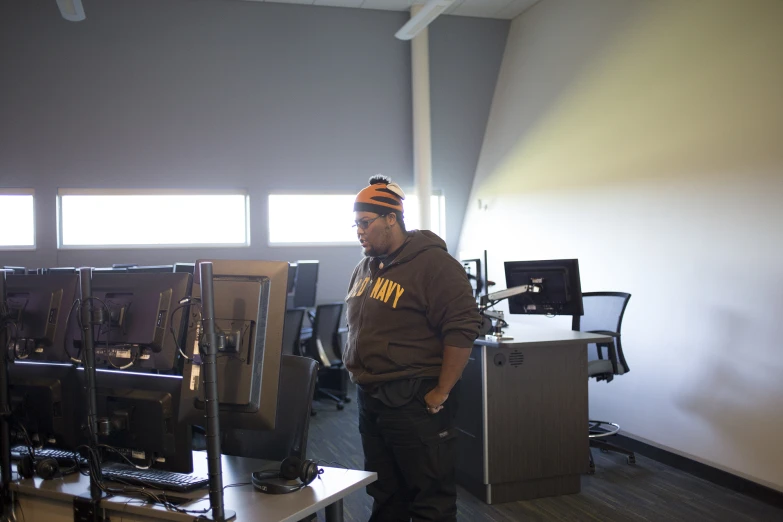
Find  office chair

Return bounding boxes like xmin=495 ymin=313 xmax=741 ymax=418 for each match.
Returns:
xmin=221 ymin=355 xmax=318 ymax=461
xmin=572 ymin=291 xmax=635 ymax=474
xmin=283 ymin=308 xmax=306 ymax=356
xmin=300 ymin=303 xmax=348 ymax=410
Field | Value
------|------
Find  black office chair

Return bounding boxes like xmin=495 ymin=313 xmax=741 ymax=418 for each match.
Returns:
xmin=572 ymin=291 xmax=635 ymax=474
xmin=283 ymin=308 xmax=306 ymax=357
xmin=300 ymin=303 xmax=348 ymax=410
xmin=221 ymin=355 xmax=318 ymax=461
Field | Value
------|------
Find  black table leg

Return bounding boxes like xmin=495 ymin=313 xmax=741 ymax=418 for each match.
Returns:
xmin=325 ymin=499 xmax=344 ymax=522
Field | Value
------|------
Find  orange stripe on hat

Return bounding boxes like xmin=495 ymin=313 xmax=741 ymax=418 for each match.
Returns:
xmin=354 ymin=177 xmax=404 ymax=216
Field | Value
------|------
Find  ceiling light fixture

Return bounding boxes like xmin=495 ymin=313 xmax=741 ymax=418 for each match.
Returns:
xmin=56 ymin=0 xmax=86 ymax=22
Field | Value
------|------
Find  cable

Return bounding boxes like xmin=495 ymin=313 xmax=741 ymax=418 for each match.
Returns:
xmin=169 ymin=300 xmax=202 ymax=364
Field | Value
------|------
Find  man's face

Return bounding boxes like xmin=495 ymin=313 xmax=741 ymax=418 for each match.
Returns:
xmin=355 ymin=212 xmax=391 ymax=257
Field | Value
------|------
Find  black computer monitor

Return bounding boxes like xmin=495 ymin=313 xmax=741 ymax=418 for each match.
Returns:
xmin=179 ymin=260 xmax=287 ymax=431
xmin=66 ymin=272 xmax=192 ymax=371
xmin=504 ymin=259 xmax=584 ymax=316
xmin=5 ymin=273 xmax=80 ymax=362
xmin=8 ymin=362 xmax=83 ymax=450
xmin=48 ymin=267 xmax=78 ymax=274
xmin=292 ymin=260 xmax=318 ymax=308
xmin=461 ymin=258 xmax=483 ymax=298
xmin=78 ymin=369 xmax=193 ymax=473
xmin=174 ymin=263 xmax=195 ymax=275
xmin=127 ymin=265 xmax=175 ymax=274
xmin=287 ymin=263 xmax=297 ymax=295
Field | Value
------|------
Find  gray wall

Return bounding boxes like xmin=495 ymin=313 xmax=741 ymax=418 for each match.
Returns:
xmin=0 ymin=0 xmax=508 ymax=304
xmin=460 ymin=0 xmax=783 ymax=491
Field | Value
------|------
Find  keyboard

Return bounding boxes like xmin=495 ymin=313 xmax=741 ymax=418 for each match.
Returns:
xmin=10 ymin=446 xmax=87 ymax=467
xmin=101 ymin=462 xmax=209 ymax=492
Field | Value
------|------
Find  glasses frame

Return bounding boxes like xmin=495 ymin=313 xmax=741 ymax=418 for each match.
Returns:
xmin=352 ymin=214 xmax=387 ymax=231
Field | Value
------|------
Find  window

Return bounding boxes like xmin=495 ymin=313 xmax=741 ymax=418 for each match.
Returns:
xmin=57 ymin=190 xmax=249 ymax=248
xmin=0 ymin=190 xmax=35 ymax=249
xmin=268 ymin=193 xmax=445 ymax=245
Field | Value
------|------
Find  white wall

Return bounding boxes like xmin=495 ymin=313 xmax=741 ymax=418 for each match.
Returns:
xmin=0 ymin=0 xmax=507 ymax=304
xmin=459 ymin=0 xmax=783 ymax=491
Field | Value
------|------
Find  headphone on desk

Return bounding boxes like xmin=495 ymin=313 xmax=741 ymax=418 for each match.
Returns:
xmin=17 ymin=454 xmax=77 ymax=481
xmin=251 ymin=456 xmax=321 ymax=494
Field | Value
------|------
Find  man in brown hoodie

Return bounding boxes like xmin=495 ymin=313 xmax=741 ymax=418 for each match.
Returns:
xmin=343 ymin=176 xmax=482 ymax=522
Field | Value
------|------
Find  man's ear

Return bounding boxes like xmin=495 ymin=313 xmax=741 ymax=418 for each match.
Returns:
xmin=387 ymin=212 xmax=398 ymax=227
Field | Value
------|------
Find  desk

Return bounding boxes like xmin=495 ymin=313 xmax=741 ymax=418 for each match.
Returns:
xmin=455 ymin=327 xmax=612 ymax=504
xmin=11 ymin=452 xmax=376 ymax=521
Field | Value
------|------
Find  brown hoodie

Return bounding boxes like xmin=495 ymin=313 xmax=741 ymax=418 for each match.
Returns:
xmin=342 ymin=230 xmax=482 ymax=385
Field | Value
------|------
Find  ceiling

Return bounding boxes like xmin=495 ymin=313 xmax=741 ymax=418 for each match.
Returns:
xmin=242 ymin=0 xmax=541 ymax=20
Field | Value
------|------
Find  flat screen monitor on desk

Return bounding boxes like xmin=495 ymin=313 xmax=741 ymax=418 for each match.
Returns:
xmin=127 ymin=265 xmax=175 ymax=274
xmin=8 ymin=361 xmax=83 ymax=450
xmin=462 ymin=258 xmax=484 ymax=299
xmin=79 ymin=368 xmax=194 ymax=473
xmin=503 ymin=259 xmax=584 ymax=317
xmin=66 ymin=272 xmax=192 ymax=371
xmin=292 ymin=260 xmax=318 ymax=309
xmin=287 ymin=263 xmax=297 ymax=295
xmin=174 ymin=263 xmax=195 ymax=274
xmin=179 ymin=260 xmax=288 ymax=432
xmin=4 ymin=273 xmax=80 ymax=362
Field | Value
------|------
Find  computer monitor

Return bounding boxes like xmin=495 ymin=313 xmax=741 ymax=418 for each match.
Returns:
xmin=8 ymin=361 xmax=83 ymax=450
xmin=79 ymin=368 xmax=193 ymax=473
xmin=504 ymin=259 xmax=584 ymax=316
xmin=4 ymin=273 xmax=80 ymax=362
xmin=287 ymin=263 xmax=297 ymax=295
xmin=48 ymin=267 xmax=78 ymax=274
xmin=179 ymin=260 xmax=287 ymax=431
xmin=127 ymin=265 xmax=175 ymax=274
xmin=292 ymin=260 xmax=318 ymax=308
xmin=461 ymin=258 xmax=483 ymax=298
xmin=67 ymin=272 xmax=192 ymax=371
xmin=174 ymin=263 xmax=195 ymax=275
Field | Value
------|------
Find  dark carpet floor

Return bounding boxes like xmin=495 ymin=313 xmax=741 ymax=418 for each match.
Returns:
xmin=307 ymin=384 xmax=783 ymax=522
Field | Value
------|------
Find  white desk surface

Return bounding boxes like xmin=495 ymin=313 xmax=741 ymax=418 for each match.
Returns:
xmin=475 ymin=326 xmax=613 ymax=349
xmin=11 ymin=452 xmax=376 ymax=522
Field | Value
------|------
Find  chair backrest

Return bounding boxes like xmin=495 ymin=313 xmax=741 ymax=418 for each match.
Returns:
xmin=221 ymin=355 xmax=318 ymax=461
xmin=283 ymin=308 xmax=306 ymax=356
xmin=305 ymin=303 xmax=343 ymax=366
xmin=573 ymin=292 xmax=631 ymax=375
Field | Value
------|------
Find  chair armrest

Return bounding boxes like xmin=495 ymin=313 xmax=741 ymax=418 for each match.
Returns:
xmin=586 ymin=330 xmax=620 ymax=338
xmin=587 ymin=331 xmax=620 ymax=374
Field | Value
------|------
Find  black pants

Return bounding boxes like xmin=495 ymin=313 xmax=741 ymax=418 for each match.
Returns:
xmin=358 ymin=381 xmax=459 ymax=522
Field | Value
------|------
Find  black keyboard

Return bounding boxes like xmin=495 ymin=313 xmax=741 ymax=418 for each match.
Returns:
xmin=10 ymin=446 xmax=86 ymax=466
xmin=101 ymin=462 xmax=209 ymax=492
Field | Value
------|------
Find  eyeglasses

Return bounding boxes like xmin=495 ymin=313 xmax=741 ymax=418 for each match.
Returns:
xmin=352 ymin=215 xmax=385 ymax=230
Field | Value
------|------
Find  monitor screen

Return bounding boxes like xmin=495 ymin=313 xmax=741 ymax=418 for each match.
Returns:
xmin=179 ymin=260 xmax=287 ymax=432
xmin=8 ymin=362 xmax=83 ymax=450
xmin=66 ymin=272 xmax=192 ymax=371
xmin=5 ymin=273 xmax=80 ymax=362
xmin=504 ymin=259 xmax=583 ymax=317
xmin=292 ymin=260 xmax=318 ymax=308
